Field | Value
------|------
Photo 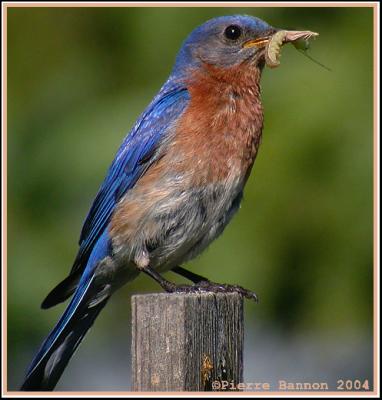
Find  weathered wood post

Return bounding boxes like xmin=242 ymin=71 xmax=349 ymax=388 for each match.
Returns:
xmin=131 ymin=292 xmax=244 ymax=391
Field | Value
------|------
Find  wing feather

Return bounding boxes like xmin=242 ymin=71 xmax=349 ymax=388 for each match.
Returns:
xmin=42 ymin=83 xmax=190 ymax=308
xmin=74 ymin=85 xmax=190 ymax=274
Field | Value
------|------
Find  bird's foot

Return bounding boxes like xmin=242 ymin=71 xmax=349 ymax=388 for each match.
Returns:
xmin=164 ymin=280 xmax=258 ymax=303
xmin=141 ymin=265 xmax=258 ymax=302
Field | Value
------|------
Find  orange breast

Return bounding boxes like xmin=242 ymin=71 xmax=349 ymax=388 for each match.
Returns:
xmin=168 ymin=61 xmax=264 ymax=186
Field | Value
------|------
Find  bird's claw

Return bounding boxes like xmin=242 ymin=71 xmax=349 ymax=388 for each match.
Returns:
xmin=164 ymin=280 xmax=258 ymax=303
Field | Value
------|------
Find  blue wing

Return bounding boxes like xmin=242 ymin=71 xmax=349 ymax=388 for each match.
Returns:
xmin=74 ymin=84 xmax=190 ymax=271
xmin=41 ymin=82 xmax=190 ymax=308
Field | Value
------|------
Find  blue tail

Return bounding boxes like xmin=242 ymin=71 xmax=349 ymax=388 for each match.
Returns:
xmin=21 ymin=231 xmax=111 ymax=391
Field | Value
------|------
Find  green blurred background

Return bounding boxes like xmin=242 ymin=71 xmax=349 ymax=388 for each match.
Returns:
xmin=7 ymin=6 xmax=374 ymax=391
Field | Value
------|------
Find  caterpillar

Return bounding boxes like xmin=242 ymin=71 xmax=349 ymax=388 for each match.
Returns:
xmin=265 ymin=30 xmax=319 ymax=68
xmin=265 ymin=31 xmax=288 ymax=68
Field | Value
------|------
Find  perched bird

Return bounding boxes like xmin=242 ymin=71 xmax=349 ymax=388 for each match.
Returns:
xmin=21 ymin=15 xmax=316 ymax=391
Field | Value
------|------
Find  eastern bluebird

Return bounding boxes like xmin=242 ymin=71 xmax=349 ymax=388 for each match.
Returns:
xmin=21 ymin=15 xmax=316 ymax=390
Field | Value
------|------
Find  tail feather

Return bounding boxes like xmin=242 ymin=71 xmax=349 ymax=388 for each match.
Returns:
xmin=20 ymin=274 xmax=110 ymax=391
xmin=40 ymin=272 xmax=81 ymax=309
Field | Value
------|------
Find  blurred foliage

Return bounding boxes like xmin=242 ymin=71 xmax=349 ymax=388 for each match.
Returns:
xmin=7 ymin=6 xmax=373 ymax=389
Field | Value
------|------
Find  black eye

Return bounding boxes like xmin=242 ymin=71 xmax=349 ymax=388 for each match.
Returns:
xmin=224 ymin=25 xmax=242 ymax=40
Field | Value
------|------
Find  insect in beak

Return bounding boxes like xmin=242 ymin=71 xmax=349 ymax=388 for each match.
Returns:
xmin=243 ymin=30 xmax=319 ymax=68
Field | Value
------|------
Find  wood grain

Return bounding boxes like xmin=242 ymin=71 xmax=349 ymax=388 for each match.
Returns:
xmin=132 ymin=292 xmax=243 ymax=391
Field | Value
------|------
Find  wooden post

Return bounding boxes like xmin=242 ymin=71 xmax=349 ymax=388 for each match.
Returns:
xmin=131 ymin=292 xmax=244 ymax=392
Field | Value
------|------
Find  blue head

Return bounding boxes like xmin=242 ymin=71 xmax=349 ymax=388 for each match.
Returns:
xmin=172 ymin=15 xmax=276 ymax=76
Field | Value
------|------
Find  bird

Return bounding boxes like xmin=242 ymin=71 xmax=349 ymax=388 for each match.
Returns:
xmin=20 ymin=15 xmax=316 ymax=391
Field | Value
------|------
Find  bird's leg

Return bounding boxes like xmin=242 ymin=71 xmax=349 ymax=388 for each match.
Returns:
xmin=172 ymin=265 xmax=208 ymax=283
xmin=142 ymin=265 xmax=258 ymax=302
xmin=140 ymin=265 xmax=179 ymax=292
